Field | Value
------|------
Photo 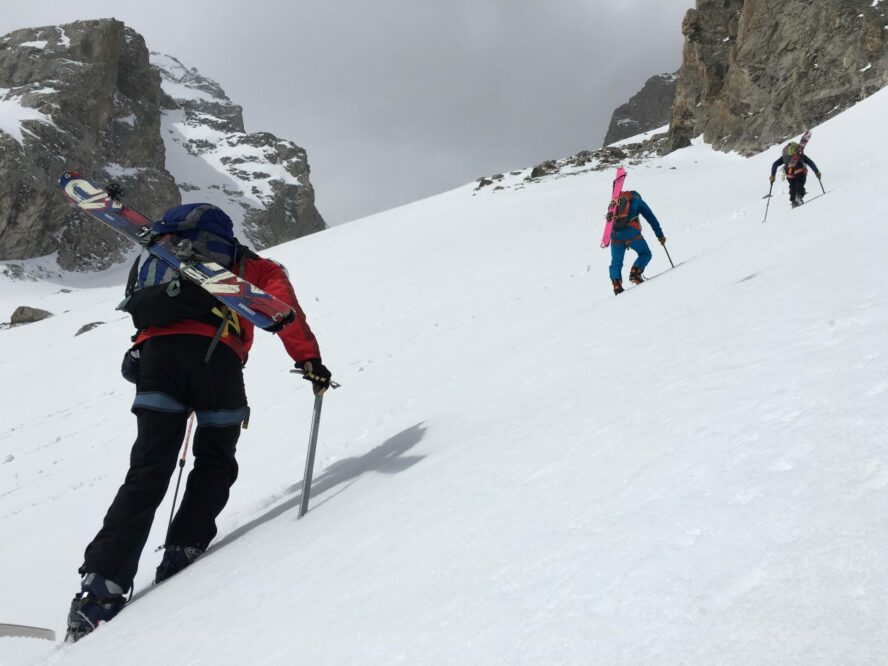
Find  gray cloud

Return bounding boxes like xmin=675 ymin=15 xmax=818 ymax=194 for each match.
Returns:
xmin=2 ymin=0 xmax=693 ymax=224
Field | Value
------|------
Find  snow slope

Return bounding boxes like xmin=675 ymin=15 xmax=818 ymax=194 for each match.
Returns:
xmin=1 ymin=87 xmax=887 ymax=665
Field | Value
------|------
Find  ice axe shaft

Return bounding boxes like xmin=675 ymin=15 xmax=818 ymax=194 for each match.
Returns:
xmin=298 ymin=393 xmax=324 ymax=518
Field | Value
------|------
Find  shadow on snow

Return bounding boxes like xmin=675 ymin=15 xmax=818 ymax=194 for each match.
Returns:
xmin=212 ymin=422 xmax=428 ymax=551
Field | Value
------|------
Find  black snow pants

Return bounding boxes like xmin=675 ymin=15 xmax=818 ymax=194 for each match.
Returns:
xmin=80 ymin=335 xmax=248 ymax=589
xmin=789 ymin=172 xmax=807 ymax=203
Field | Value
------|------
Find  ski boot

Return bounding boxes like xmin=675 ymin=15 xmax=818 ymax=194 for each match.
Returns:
xmin=65 ymin=573 xmax=127 ymax=643
xmin=629 ymin=267 xmax=645 ymax=285
xmin=155 ymin=545 xmax=204 ymax=583
xmin=612 ymin=279 xmax=624 ymax=295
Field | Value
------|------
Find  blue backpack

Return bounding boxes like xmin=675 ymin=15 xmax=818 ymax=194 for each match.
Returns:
xmin=120 ymin=204 xmax=254 ymax=330
xmin=137 ymin=204 xmax=238 ymax=289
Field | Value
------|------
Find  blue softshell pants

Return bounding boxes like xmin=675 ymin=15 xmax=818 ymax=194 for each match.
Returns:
xmin=609 ymin=233 xmax=652 ymax=281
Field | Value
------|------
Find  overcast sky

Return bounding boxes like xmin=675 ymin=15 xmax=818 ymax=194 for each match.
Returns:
xmin=3 ymin=1 xmax=693 ymax=225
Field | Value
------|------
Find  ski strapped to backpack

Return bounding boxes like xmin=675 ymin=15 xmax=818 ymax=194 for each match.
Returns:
xmin=782 ymin=130 xmax=812 ymax=178
xmin=118 ymin=203 xmax=264 ymax=360
xmin=59 ymin=172 xmax=296 ymax=335
xmin=600 ymin=166 xmax=627 ymax=248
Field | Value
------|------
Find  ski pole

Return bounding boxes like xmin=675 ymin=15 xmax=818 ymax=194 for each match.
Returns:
xmin=663 ymin=244 xmax=675 ymax=269
xmin=817 ymin=175 xmax=825 ymax=194
xmin=762 ymin=182 xmax=774 ymax=223
xmin=298 ymin=393 xmax=324 ymax=519
xmin=166 ymin=412 xmax=195 ymax=538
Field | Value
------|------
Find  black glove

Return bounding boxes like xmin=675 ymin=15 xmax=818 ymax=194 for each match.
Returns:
xmin=296 ymin=358 xmax=332 ymax=395
xmin=658 ymin=236 xmax=667 ymax=246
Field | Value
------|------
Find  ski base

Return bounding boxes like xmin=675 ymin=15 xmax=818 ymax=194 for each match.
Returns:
xmin=0 ymin=623 xmax=56 ymax=641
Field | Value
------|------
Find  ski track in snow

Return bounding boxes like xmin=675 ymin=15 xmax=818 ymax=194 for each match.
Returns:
xmin=1 ymin=89 xmax=888 ymax=665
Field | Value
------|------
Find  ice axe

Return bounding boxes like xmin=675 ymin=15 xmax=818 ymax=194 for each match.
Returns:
xmin=290 ymin=369 xmax=341 ymax=518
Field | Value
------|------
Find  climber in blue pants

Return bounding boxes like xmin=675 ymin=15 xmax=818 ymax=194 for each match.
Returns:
xmin=608 ymin=191 xmax=666 ymax=294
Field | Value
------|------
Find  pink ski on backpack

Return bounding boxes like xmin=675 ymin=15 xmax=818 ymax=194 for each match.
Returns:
xmin=788 ymin=130 xmax=812 ymax=168
xmin=600 ymin=166 xmax=627 ymax=248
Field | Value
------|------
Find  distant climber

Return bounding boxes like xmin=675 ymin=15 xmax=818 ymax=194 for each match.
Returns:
xmin=770 ymin=141 xmax=821 ymax=208
xmin=607 ymin=191 xmax=666 ymax=294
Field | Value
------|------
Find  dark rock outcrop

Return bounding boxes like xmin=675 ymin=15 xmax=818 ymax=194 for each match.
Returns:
xmin=10 ymin=305 xmax=52 ymax=324
xmin=0 ymin=19 xmax=325 ymax=273
xmin=0 ymin=20 xmax=179 ymax=270
xmin=665 ymin=0 xmax=888 ymax=154
xmin=473 ymin=141 xmax=654 ymax=194
xmin=603 ymin=73 xmax=678 ymax=146
xmin=75 ymin=321 xmax=104 ymax=335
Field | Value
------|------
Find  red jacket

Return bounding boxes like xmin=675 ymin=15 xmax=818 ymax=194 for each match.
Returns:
xmin=133 ymin=255 xmax=321 ymax=365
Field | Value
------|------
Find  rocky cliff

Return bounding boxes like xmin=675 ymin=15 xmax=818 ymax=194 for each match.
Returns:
xmin=602 ymin=73 xmax=678 ymax=146
xmin=0 ymin=19 xmax=324 ymax=272
xmin=151 ymin=54 xmax=326 ymax=249
xmin=664 ymin=0 xmax=888 ymax=154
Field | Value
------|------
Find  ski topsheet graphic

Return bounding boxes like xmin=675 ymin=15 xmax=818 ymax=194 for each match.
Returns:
xmin=600 ymin=166 xmax=627 ymax=248
xmin=59 ymin=172 xmax=294 ymax=331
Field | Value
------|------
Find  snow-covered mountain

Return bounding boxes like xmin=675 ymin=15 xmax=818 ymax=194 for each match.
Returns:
xmin=150 ymin=53 xmax=325 ymax=249
xmin=1 ymin=86 xmax=887 ymax=664
xmin=0 ymin=19 xmax=324 ymax=274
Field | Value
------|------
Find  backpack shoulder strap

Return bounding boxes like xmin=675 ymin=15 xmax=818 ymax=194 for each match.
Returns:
xmin=116 ymin=255 xmax=142 ymax=316
xmin=124 ymin=255 xmax=141 ymax=298
xmin=234 ymin=241 xmax=259 ymax=278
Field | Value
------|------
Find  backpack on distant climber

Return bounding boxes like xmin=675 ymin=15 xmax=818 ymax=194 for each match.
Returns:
xmin=782 ymin=142 xmax=802 ymax=167
xmin=610 ymin=191 xmax=635 ymax=231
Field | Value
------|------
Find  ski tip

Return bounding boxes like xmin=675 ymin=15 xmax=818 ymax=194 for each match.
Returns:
xmin=0 ymin=623 xmax=57 ymax=641
xmin=59 ymin=171 xmax=83 ymax=186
